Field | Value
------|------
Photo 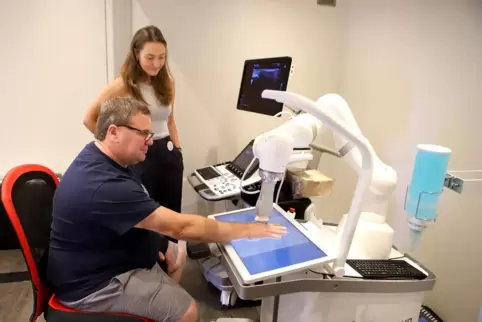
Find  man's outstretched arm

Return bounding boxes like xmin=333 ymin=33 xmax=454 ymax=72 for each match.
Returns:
xmin=136 ymin=206 xmax=286 ymax=243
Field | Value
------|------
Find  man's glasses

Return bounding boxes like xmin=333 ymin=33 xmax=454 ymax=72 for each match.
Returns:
xmin=118 ymin=125 xmax=154 ymax=141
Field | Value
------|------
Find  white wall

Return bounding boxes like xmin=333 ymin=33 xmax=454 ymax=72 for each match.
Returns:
xmin=336 ymin=0 xmax=482 ymax=320
xmin=132 ymin=0 xmax=345 ymax=214
xmin=0 ymin=0 xmax=107 ymax=176
xmin=105 ymin=0 xmax=132 ymax=82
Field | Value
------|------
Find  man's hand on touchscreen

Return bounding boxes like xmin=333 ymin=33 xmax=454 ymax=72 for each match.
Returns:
xmin=248 ymin=223 xmax=287 ymax=239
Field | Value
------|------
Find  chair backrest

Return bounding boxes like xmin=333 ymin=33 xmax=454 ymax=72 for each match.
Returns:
xmin=1 ymin=164 xmax=59 ymax=322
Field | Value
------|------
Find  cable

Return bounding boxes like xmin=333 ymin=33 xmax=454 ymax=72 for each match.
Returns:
xmin=282 ymin=105 xmax=303 ymax=116
xmin=308 ymin=269 xmax=334 ymax=278
xmin=309 ymin=143 xmax=341 ymax=158
xmin=275 ymin=172 xmax=285 ymax=204
xmin=239 ymin=157 xmax=260 ymax=195
xmin=274 ymin=110 xmax=295 ymax=119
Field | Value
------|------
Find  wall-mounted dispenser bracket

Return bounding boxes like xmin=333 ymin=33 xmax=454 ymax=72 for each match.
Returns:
xmin=444 ymin=170 xmax=482 ymax=194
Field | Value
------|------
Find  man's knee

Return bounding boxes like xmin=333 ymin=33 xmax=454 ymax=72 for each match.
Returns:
xmin=179 ymin=300 xmax=198 ymax=322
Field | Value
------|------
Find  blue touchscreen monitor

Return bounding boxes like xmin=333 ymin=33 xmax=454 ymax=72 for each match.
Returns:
xmin=214 ymin=208 xmax=328 ymax=275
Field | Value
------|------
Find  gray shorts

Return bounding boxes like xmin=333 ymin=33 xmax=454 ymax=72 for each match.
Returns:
xmin=62 ymin=262 xmax=193 ymax=322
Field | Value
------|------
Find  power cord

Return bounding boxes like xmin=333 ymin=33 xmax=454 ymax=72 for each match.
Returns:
xmin=308 ymin=269 xmax=334 ymax=279
xmin=274 ymin=110 xmax=295 ymax=119
xmin=275 ymin=173 xmax=285 ymax=204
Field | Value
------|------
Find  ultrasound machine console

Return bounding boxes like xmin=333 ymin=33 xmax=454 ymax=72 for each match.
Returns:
xmin=194 ymin=140 xmax=261 ymax=200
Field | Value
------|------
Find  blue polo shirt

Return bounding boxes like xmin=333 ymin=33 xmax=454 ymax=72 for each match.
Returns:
xmin=47 ymin=141 xmax=164 ymax=302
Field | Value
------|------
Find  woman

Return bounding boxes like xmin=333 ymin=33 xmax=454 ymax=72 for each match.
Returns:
xmin=83 ymin=25 xmax=184 ymax=229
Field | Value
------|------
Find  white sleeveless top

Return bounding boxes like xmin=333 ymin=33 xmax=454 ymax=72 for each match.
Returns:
xmin=139 ymin=83 xmax=171 ymax=140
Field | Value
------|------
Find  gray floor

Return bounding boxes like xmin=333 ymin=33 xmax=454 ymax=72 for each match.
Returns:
xmin=0 ymin=249 xmax=260 ymax=322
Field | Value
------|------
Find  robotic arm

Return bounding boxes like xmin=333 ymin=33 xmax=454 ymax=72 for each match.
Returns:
xmin=326 ymin=98 xmax=397 ymax=221
xmin=251 ymin=90 xmax=397 ymax=276
xmin=252 ymin=113 xmax=323 ymax=222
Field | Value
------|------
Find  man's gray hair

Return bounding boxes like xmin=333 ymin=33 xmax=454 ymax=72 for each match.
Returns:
xmin=95 ymin=97 xmax=151 ymax=141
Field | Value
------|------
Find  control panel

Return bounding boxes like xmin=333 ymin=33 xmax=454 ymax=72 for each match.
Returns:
xmin=194 ymin=163 xmax=260 ymax=199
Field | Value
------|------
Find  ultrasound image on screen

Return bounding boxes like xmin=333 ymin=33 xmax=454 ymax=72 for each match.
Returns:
xmin=237 ymin=57 xmax=291 ymax=116
xmin=232 ymin=143 xmax=255 ymax=171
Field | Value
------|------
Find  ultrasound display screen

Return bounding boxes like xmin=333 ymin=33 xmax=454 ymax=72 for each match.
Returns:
xmin=237 ymin=57 xmax=292 ymax=116
xmin=231 ymin=141 xmax=257 ymax=173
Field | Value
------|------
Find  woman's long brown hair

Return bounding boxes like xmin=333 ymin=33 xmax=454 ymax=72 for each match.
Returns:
xmin=120 ymin=25 xmax=173 ymax=107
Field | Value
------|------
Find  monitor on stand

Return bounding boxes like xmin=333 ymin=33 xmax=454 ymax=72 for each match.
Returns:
xmin=236 ymin=56 xmax=292 ymax=116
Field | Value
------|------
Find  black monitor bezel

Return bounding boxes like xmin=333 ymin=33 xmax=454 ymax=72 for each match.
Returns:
xmin=236 ymin=56 xmax=292 ymax=116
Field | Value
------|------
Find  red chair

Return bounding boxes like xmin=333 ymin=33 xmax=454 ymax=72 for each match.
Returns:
xmin=1 ymin=164 xmax=154 ymax=322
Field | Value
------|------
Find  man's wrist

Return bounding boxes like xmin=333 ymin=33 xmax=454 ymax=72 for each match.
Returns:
xmin=235 ymin=223 xmax=253 ymax=240
xmin=204 ymin=219 xmax=252 ymax=242
xmin=221 ymin=222 xmax=252 ymax=241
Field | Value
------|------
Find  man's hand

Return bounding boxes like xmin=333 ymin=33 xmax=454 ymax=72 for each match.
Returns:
xmin=158 ymin=242 xmax=186 ymax=283
xmin=247 ymin=223 xmax=287 ymax=239
xmin=158 ymin=252 xmax=166 ymax=262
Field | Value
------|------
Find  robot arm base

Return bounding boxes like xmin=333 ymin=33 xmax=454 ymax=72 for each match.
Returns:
xmin=254 ymin=178 xmax=277 ymax=222
xmin=254 ymin=216 xmax=270 ymax=223
xmin=333 ymin=266 xmax=345 ymax=278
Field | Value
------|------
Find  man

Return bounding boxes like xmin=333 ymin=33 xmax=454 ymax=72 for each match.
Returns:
xmin=47 ymin=97 xmax=286 ymax=322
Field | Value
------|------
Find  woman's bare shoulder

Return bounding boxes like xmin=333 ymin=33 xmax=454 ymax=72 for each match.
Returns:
xmin=109 ymin=77 xmax=128 ymax=95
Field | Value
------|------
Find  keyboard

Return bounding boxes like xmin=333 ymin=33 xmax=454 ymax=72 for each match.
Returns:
xmin=346 ymin=259 xmax=427 ymax=280
xmin=196 ymin=167 xmax=221 ymax=180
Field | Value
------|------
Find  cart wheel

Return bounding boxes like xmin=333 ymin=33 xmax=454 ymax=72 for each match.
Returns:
xmin=220 ymin=290 xmax=237 ymax=307
xmin=229 ymin=290 xmax=238 ymax=306
xmin=220 ymin=290 xmax=230 ymax=306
